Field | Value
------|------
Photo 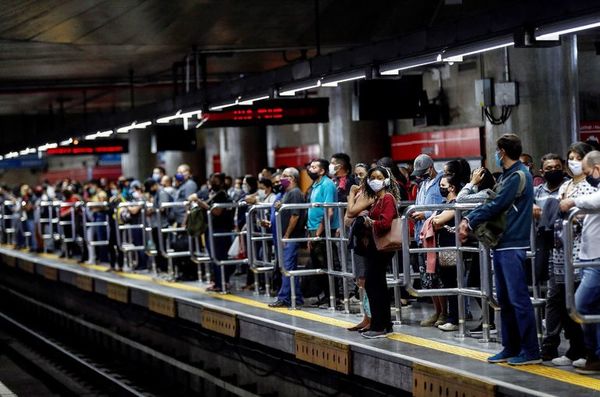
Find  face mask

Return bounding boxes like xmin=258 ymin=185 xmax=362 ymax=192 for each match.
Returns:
xmin=328 ymin=164 xmax=338 ymax=175
xmin=132 ymin=191 xmax=142 ymax=200
xmin=152 ymin=173 xmax=161 ymax=182
xmin=308 ymin=171 xmax=320 ymax=181
xmin=439 ymin=187 xmax=449 ymax=198
xmin=568 ymin=160 xmax=583 ymax=176
xmin=368 ymin=179 xmax=385 ymax=193
xmin=110 ymin=189 xmax=118 ymax=196
xmin=257 ymin=189 xmax=266 ymax=199
xmin=273 ymin=184 xmax=284 ymax=194
xmin=495 ymin=151 xmax=503 ymax=168
xmin=88 ymin=188 xmax=96 ymax=195
xmin=242 ymin=185 xmax=250 ymax=194
xmin=544 ymin=170 xmax=564 ymax=185
xmin=175 ymin=173 xmax=185 ymax=182
xmin=280 ymin=178 xmax=291 ymax=191
xmin=586 ymin=168 xmax=600 ymax=188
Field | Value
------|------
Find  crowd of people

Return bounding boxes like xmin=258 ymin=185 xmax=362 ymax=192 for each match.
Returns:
xmin=1 ymin=133 xmax=600 ymax=374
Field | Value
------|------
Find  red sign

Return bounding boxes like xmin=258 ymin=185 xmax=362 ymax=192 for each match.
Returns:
xmin=580 ymin=121 xmax=600 ymax=144
xmin=213 ymin=154 xmax=222 ymax=173
xmin=47 ymin=144 xmax=128 ymax=156
xmin=391 ymin=127 xmax=483 ymax=161
xmin=274 ymin=144 xmax=321 ymax=168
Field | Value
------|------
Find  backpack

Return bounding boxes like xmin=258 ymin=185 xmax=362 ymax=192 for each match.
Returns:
xmin=473 ymin=170 xmax=526 ymax=248
xmin=186 ymin=204 xmax=207 ymax=237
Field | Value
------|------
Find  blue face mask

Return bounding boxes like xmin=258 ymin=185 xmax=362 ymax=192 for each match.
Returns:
xmin=495 ymin=151 xmax=503 ymax=169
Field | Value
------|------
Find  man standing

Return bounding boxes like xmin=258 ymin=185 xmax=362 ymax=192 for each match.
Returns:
xmin=172 ymin=164 xmax=197 ymax=226
xmin=560 ymin=150 xmax=600 ymax=374
xmin=268 ymin=167 xmax=306 ymax=307
xmin=306 ymin=159 xmax=339 ymax=304
xmin=330 ymin=153 xmax=357 ymax=203
xmin=410 ymin=154 xmax=443 ymax=243
xmin=533 ymin=153 xmax=567 ymax=218
xmin=459 ymin=134 xmax=540 ymax=366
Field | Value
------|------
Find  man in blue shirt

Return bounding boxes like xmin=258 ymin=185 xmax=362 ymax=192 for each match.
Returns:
xmin=306 ymin=159 xmax=339 ymax=303
xmin=410 ymin=154 xmax=444 ymax=244
xmin=459 ymin=134 xmax=540 ymax=366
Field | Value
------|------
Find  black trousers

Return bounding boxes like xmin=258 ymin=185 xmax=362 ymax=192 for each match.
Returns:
xmin=364 ymin=249 xmax=394 ymax=332
xmin=541 ymin=281 xmax=586 ymax=359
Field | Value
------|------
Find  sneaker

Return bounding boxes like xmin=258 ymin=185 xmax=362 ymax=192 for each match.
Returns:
xmin=551 ymin=356 xmax=573 ymax=366
xmin=572 ymin=358 xmax=587 ymax=368
xmin=434 ymin=315 xmax=448 ymax=327
xmin=488 ymin=349 xmax=517 ymax=363
xmin=575 ymin=359 xmax=600 ymax=375
xmin=268 ymin=300 xmax=289 ymax=308
xmin=420 ymin=313 xmax=439 ymax=327
xmin=438 ymin=322 xmax=459 ymax=332
xmin=507 ymin=353 xmax=542 ymax=366
xmin=361 ymin=330 xmax=390 ymax=339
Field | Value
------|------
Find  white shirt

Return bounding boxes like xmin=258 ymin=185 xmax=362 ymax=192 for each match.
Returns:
xmin=574 ymin=189 xmax=600 ymax=260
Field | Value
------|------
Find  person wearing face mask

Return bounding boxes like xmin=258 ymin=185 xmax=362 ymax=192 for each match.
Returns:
xmin=359 ymin=166 xmax=401 ymax=339
xmin=559 ymin=150 xmax=600 ymax=374
xmin=173 ymin=164 xmax=197 ymax=226
xmin=458 ymin=134 xmax=540 ymax=366
xmin=306 ymin=159 xmax=340 ymax=305
xmin=538 ymin=143 xmax=594 ymax=365
xmin=152 ymin=166 xmax=166 ymax=183
xmin=354 ymin=163 xmax=368 ymax=185
xmin=330 ymin=153 xmax=357 ymax=203
xmin=533 ymin=153 xmax=568 ymax=220
xmin=520 ymin=153 xmax=545 ymax=187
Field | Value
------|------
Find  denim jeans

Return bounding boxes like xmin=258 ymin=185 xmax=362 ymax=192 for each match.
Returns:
xmin=493 ymin=249 xmax=539 ymax=357
xmin=575 ymin=267 xmax=600 ymax=357
xmin=276 ymin=242 xmax=303 ymax=305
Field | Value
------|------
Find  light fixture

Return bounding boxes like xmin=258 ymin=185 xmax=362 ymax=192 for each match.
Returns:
xmin=536 ymin=16 xmax=600 ymax=41
xmin=0 ymin=156 xmax=3 ymax=161
xmin=59 ymin=138 xmax=73 ymax=146
xmin=156 ymin=110 xmax=183 ymax=124
xmin=279 ymin=80 xmax=321 ymax=96
xmin=37 ymin=143 xmax=58 ymax=152
xmin=209 ymin=100 xmax=239 ymax=111
xmin=238 ymin=95 xmax=270 ymax=106
xmin=441 ymin=39 xmax=514 ymax=61
xmin=19 ymin=147 xmax=36 ymax=155
xmin=84 ymin=130 xmax=113 ymax=140
xmin=180 ymin=109 xmax=203 ymax=130
xmin=379 ymin=54 xmax=441 ymax=75
xmin=116 ymin=121 xmax=152 ymax=134
xmin=321 ymin=71 xmax=366 ymax=87
xmin=5 ymin=152 xmax=18 ymax=159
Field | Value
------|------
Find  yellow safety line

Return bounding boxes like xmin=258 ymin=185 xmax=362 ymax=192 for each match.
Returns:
xmin=10 ymin=250 xmax=600 ymax=391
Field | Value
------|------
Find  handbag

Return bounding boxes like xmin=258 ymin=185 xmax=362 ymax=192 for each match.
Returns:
xmin=438 ymin=249 xmax=458 ymax=267
xmin=372 ymin=194 xmax=402 ymax=252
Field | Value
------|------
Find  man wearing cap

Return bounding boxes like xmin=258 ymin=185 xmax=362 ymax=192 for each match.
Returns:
xmin=410 ymin=154 xmax=443 ymax=242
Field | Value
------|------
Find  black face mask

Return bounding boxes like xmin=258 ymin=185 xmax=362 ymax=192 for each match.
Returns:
xmin=439 ymin=187 xmax=450 ymax=198
xmin=273 ymin=184 xmax=283 ymax=194
xmin=586 ymin=175 xmax=600 ymax=188
xmin=307 ymin=171 xmax=320 ymax=181
xmin=544 ymin=170 xmax=564 ymax=186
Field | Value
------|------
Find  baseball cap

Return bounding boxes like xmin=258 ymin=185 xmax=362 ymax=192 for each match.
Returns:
xmin=411 ymin=154 xmax=434 ymax=177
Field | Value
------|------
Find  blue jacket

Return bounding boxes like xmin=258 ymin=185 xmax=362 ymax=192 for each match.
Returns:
xmin=466 ymin=161 xmax=533 ymax=250
xmin=414 ymin=172 xmax=444 ymax=244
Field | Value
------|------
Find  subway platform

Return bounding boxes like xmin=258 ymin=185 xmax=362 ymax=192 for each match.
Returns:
xmin=0 ymin=245 xmax=598 ymax=397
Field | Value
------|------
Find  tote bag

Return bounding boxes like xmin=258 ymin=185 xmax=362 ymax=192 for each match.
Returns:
xmin=373 ymin=194 xmax=402 ymax=252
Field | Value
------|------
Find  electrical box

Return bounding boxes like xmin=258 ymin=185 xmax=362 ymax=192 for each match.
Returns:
xmin=495 ymin=82 xmax=519 ymax=106
xmin=474 ymin=79 xmax=493 ymax=107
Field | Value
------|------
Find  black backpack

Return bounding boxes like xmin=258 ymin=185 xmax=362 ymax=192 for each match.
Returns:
xmin=186 ymin=204 xmax=207 ymax=237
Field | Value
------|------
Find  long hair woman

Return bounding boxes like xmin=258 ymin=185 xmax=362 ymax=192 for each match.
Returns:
xmin=360 ymin=166 xmax=401 ymax=339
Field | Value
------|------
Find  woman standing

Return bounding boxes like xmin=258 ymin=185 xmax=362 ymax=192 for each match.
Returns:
xmin=361 ymin=166 xmax=401 ymax=339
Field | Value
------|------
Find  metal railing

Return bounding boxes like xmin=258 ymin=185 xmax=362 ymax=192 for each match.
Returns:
xmin=156 ymin=201 xmax=192 ymax=281
xmin=246 ymin=204 xmax=277 ymax=296
xmin=563 ymin=207 xmax=600 ymax=324
xmin=36 ymin=200 xmax=59 ymax=253
xmin=56 ymin=201 xmax=83 ymax=258
xmin=1 ymin=200 xmax=19 ymax=245
xmin=82 ymin=201 xmax=110 ymax=264
xmin=115 ymin=201 xmax=149 ymax=272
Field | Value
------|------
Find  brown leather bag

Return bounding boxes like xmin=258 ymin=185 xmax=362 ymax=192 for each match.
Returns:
xmin=373 ymin=194 xmax=402 ymax=252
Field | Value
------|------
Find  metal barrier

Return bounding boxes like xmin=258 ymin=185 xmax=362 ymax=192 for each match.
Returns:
xmin=156 ymin=201 xmax=193 ymax=281
xmin=115 ymin=201 xmax=150 ymax=272
xmin=56 ymin=201 xmax=83 ymax=258
xmin=563 ymin=207 xmax=600 ymax=323
xmin=36 ymin=200 xmax=59 ymax=253
xmin=207 ymin=202 xmax=249 ymax=293
xmin=1 ymin=200 xmax=19 ymax=245
xmin=401 ymin=202 xmax=498 ymax=340
xmin=246 ymin=203 xmax=277 ymax=296
xmin=275 ymin=202 xmax=354 ymax=311
xmin=82 ymin=201 xmax=110 ymax=264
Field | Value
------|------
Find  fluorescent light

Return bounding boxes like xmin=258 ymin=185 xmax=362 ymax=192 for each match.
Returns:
xmin=279 ymin=80 xmax=321 ymax=96
xmin=84 ymin=130 xmax=114 ymax=140
xmin=19 ymin=148 xmax=36 ymax=155
xmin=5 ymin=152 xmax=18 ymax=159
xmin=37 ymin=143 xmax=58 ymax=152
xmin=116 ymin=121 xmax=152 ymax=134
xmin=238 ymin=95 xmax=270 ymax=105
xmin=59 ymin=138 xmax=73 ymax=146
xmin=537 ymin=20 xmax=600 ymax=41
xmin=0 ymin=156 xmax=3 ymax=161
xmin=321 ymin=71 xmax=366 ymax=87
xmin=209 ymin=100 xmax=238 ymax=111
xmin=442 ymin=41 xmax=514 ymax=61
xmin=379 ymin=55 xmax=440 ymax=75
xmin=157 ymin=110 xmax=183 ymax=124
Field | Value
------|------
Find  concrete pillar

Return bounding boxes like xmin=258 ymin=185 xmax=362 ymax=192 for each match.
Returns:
xmin=203 ymin=129 xmax=221 ymax=175
xmin=121 ymin=129 xmax=156 ymax=180
xmin=326 ymin=84 xmax=389 ymax=164
xmin=162 ymin=150 xmax=202 ymax=179
xmin=483 ymin=40 xmax=579 ymax=168
xmin=219 ymin=126 xmax=267 ymax=177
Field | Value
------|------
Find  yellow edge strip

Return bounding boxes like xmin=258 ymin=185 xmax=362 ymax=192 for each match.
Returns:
xmin=26 ymin=252 xmax=600 ymax=391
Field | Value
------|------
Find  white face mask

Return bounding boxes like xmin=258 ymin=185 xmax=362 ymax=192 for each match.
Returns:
xmin=257 ymin=189 xmax=266 ymax=199
xmin=328 ymin=164 xmax=338 ymax=175
xmin=368 ymin=179 xmax=385 ymax=193
xmin=242 ymin=185 xmax=250 ymax=194
xmin=568 ymin=160 xmax=583 ymax=176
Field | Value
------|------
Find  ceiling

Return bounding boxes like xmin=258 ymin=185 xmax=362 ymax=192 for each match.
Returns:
xmin=0 ymin=0 xmax=599 ymax=151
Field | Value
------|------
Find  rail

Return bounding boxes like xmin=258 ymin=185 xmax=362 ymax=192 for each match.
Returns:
xmin=245 ymin=203 xmax=277 ymax=296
